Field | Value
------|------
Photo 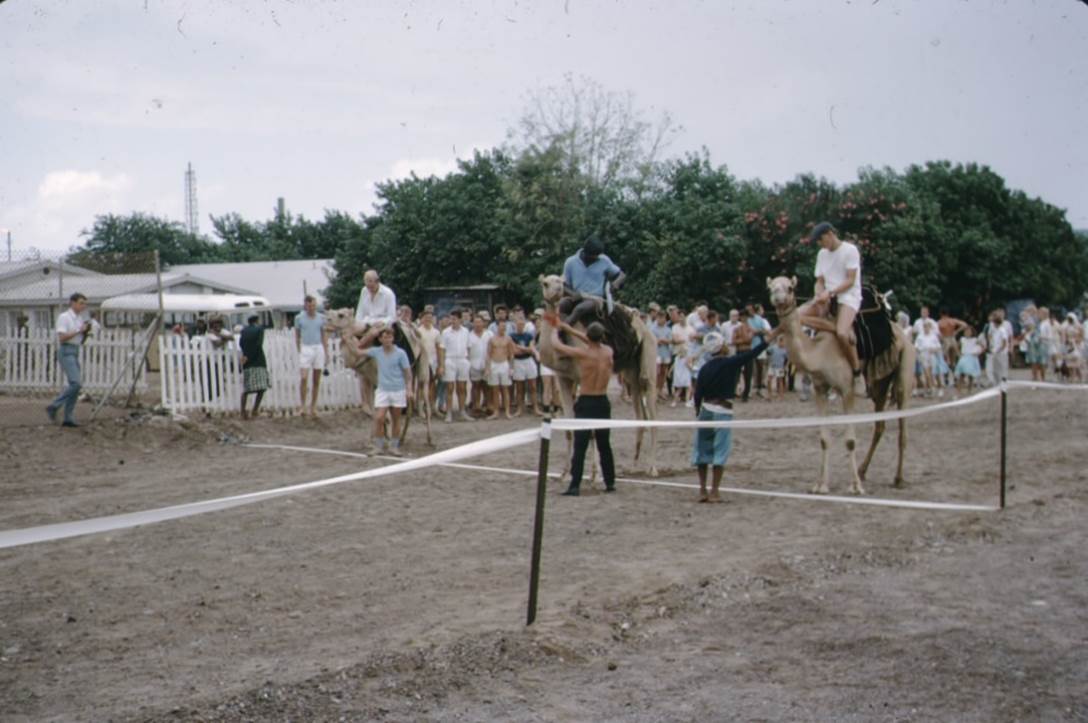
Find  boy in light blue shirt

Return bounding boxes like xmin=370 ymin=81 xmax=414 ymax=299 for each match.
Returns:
xmin=359 ymin=326 xmax=413 ymax=455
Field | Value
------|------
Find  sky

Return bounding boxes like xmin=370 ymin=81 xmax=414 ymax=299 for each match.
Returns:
xmin=1 ymin=0 xmax=1085 ymax=255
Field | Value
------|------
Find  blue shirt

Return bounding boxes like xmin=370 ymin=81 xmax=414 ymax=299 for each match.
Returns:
xmin=769 ymin=344 xmax=789 ymax=370
xmin=366 ymin=346 xmax=411 ymax=391
xmin=562 ymin=252 xmax=622 ymax=296
xmin=510 ymin=331 xmax=534 ymax=358
xmin=295 ymin=311 xmax=325 ymax=346
xmin=748 ymin=315 xmax=771 ymax=343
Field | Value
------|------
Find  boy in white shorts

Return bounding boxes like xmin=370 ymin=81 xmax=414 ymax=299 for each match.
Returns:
xmin=416 ymin=309 xmax=440 ymax=413
xmin=438 ymin=308 xmax=473 ymax=422
xmin=358 ymin=326 xmax=413 ymax=455
xmin=510 ymin=316 xmax=542 ymax=416
xmin=485 ymin=320 xmax=515 ymax=419
xmin=468 ymin=314 xmax=493 ymax=416
xmin=294 ymin=295 xmax=329 ymax=417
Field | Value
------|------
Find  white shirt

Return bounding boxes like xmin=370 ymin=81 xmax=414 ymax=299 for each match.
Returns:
xmin=439 ymin=325 xmax=471 ymax=359
xmin=721 ymin=320 xmax=740 ymax=346
xmin=911 ymin=317 xmax=933 ymax=341
xmin=815 ymin=241 xmax=862 ymax=308
xmin=468 ymin=329 xmax=493 ymax=368
xmin=56 ymin=308 xmax=86 ymax=345
xmin=960 ymin=337 xmax=982 ymax=357
xmin=355 ymin=283 xmax=397 ymax=326
xmin=988 ymin=325 xmax=1009 ymax=355
xmin=915 ymin=330 xmax=941 ymax=353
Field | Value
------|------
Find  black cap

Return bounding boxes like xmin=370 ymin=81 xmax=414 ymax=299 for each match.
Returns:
xmin=583 ymin=234 xmax=605 ymax=257
xmin=808 ymin=222 xmax=836 ymax=244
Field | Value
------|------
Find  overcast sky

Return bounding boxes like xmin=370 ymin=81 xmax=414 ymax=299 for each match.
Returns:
xmin=1 ymin=0 xmax=1085 ymax=255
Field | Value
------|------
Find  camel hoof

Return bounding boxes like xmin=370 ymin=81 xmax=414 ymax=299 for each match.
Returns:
xmin=810 ymin=484 xmax=829 ymax=495
xmin=892 ymin=477 xmax=906 ymax=489
xmin=851 ymin=486 xmax=867 ymax=496
xmin=648 ymin=466 xmax=659 ymax=478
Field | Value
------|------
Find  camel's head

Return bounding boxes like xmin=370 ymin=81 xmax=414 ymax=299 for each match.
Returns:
xmin=766 ymin=276 xmax=798 ymax=310
xmin=539 ymin=274 xmax=565 ymax=305
xmin=324 ymin=307 xmax=356 ymax=332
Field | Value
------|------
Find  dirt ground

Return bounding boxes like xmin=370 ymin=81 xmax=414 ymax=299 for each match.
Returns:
xmin=1 ymin=373 xmax=1086 ymax=722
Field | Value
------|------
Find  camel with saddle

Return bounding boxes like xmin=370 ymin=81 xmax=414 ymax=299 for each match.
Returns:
xmin=324 ymin=309 xmax=433 ymax=447
xmin=537 ymin=273 xmax=659 ymax=479
xmin=767 ymin=275 xmax=914 ymax=494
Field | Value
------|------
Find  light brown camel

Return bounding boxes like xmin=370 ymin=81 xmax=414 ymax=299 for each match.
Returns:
xmin=324 ymin=309 xmax=433 ymax=447
xmin=767 ymin=276 xmax=914 ymax=494
xmin=537 ymin=274 xmax=659 ymax=479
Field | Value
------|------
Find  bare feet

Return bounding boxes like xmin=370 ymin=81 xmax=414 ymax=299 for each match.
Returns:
xmin=708 ymin=492 xmax=723 ymax=503
xmin=485 ymin=413 xmax=499 ymax=420
xmin=698 ymin=494 xmax=709 ymax=503
xmin=505 ymin=412 xmax=514 ymax=420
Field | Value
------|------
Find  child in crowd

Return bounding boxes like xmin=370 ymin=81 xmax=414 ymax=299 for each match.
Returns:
xmin=768 ymin=335 xmax=789 ymax=401
xmin=954 ymin=326 xmax=982 ymax=392
xmin=670 ymin=315 xmax=693 ymax=407
xmin=359 ymin=326 xmax=413 ymax=455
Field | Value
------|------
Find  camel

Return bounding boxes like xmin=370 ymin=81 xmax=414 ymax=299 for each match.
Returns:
xmin=537 ymin=274 xmax=659 ymax=479
xmin=767 ymin=276 xmax=914 ymax=494
xmin=324 ymin=309 xmax=433 ymax=447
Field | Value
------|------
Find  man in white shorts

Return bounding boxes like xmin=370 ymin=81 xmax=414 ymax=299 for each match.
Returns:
xmin=486 ymin=320 xmax=515 ymax=419
xmin=800 ymin=222 xmax=866 ymax=397
xmin=438 ymin=307 xmax=473 ymax=422
xmin=509 ymin=316 xmax=541 ymax=416
xmin=295 ymin=295 xmax=329 ymax=417
xmin=468 ymin=313 xmax=493 ymax=416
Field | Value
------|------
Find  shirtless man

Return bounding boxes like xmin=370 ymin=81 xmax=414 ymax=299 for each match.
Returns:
xmin=485 ymin=321 xmax=516 ymax=419
xmin=552 ymin=320 xmax=616 ymax=496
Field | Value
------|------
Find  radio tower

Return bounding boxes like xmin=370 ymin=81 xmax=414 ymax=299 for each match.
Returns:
xmin=184 ymin=162 xmax=199 ymax=234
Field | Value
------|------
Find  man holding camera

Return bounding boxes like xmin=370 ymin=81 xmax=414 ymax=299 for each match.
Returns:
xmin=46 ymin=292 xmax=90 ymax=428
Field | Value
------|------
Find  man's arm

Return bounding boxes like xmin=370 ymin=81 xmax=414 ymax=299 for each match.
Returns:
xmin=295 ymin=325 xmax=302 ymax=351
xmin=402 ymin=359 xmax=414 ymax=399
xmin=383 ymin=287 xmax=398 ymax=324
xmin=558 ymin=321 xmax=590 ymax=345
xmin=357 ymin=326 xmax=381 ymax=350
xmin=550 ymin=329 xmax=588 ymax=359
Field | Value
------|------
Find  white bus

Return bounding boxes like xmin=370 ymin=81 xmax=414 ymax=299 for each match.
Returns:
xmin=100 ymin=293 xmax=275 ymax=330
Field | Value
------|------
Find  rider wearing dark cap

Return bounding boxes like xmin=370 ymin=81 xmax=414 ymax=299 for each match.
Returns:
xmin=558 ymin=234 xmax=627 ymax=327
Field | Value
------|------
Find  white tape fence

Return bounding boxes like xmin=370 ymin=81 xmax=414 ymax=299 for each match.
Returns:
xmin=2 ymin=380 xmax=1087 ymax=551
xmin=159 ymin=329 xmax=361 ymax=415
xmin=0 ymin=327 xmax=147 ymax=392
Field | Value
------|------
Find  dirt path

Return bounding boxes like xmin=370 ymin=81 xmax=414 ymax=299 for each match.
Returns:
xmin=1 ymin=376 xmax=1085 ymax=721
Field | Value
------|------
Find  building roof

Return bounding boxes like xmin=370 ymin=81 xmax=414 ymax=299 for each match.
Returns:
xmin=166 ymin=259 xmax=335 ymax=310
xmin=0 ymin=259 xmax=103 ymax=285
xmin=0 ymin=272 xmax=257 ymax=306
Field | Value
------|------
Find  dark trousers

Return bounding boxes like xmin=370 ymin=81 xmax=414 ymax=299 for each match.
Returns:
xmin=570 ymin=395 xmax=616 ymax=490
xmin=740 ymin=357 xmax=754 ymax=400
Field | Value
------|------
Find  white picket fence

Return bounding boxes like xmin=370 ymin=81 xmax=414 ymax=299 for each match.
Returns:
xmin=0 ymin=327 xmax=147 ymax=392
xmin=158 ymin=329 xmax=362 ymax=415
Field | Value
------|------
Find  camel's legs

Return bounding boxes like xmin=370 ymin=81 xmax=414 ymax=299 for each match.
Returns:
xmin=555 ymin=377 xmax=578 ymax=482
xmin=858 ymin=376 xmax=891 ymax=482
xmin=812 ymin=388 xmax=832 ymax=494
xmin=841 ymin=393 xmax=865 ymax=495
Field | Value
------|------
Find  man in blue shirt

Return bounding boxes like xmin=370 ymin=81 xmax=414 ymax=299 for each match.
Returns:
xmin=559 ymin=234 xmax=626 ymax=327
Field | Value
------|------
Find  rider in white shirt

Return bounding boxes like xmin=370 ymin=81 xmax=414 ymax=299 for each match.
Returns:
xmin=355 ymin=269 xmax=398 ymax=327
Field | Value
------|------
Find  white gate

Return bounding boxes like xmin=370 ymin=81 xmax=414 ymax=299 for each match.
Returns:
xmin=158 ymin=329 xmax=362 ymax=415
xmin=0 ymin=327 xmax=147 ymax=392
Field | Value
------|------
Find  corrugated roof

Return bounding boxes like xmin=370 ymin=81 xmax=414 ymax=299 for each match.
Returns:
xmin=167 ymin=259 xmax=335 ymax=309
xmin=0 ymin=273 xmax=256 ymax=305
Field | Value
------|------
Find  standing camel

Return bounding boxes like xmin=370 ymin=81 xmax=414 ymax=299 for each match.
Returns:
xmin=537 ymin=274 xmax=659 ymax=479
xmin=767 ymin=276 xmax=914 ymax=494
xmin=324 ymin=309 xmax=433 ymax=447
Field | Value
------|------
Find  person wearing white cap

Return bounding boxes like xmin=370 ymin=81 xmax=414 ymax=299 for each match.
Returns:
xmin=691 ymin=327 xmax=779 ymax=503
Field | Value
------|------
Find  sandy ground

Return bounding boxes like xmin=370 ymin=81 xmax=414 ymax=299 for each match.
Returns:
xmin=1 ymin=374 xmax=1086 ymax=722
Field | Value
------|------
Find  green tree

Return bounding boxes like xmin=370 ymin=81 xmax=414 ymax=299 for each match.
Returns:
xmin=72 ymin=213 xmax=220 ymax=270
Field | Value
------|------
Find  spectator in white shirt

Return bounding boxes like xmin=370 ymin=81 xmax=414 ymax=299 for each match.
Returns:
xmin=355 ymin=269 xmax=398 ymax=327
xmin=438 ymin=308 xmax=473 ymax=422
xmin=46 ymin=292 xmax=91 ymax=427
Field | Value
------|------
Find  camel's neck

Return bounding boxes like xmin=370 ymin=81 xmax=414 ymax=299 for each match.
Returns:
xmin=775 ymin=303 xmax=817 ymax=372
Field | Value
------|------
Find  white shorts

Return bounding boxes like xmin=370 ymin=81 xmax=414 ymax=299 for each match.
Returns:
xmin=540 ymin=364 xmax=556 ymax=378
xmin=470 ymin=365 xmax=486 ymax=382
xmin=488 ymin=360 xmax=512 ymax=386
xmin=513 ymin=357 xmax=538 ymax=381
xmin=299 ymin=344 xmax=326 ymax=371
xmin=443 ymin=357 xmax=470 ymax=383
xmin=375 ymin=389 xmax=407 ymax=409
xmin=836 ymin=293 xmax=862 ymax=312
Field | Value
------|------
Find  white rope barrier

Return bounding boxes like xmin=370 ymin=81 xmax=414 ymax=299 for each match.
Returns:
xmin=0 ymin=428 xmax=540 ymax=550
xmin=551 ymin=386 xmax=1003 ymax=432
xmin=249 ymin=443 xmax=996 ymax=512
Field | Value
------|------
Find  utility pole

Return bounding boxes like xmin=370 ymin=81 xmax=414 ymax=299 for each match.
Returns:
xmin=184 ymin=163 xmax=199 ymax=235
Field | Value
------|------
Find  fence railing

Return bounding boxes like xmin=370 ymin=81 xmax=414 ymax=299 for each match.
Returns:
xmin=158 ymin=330 xmax=362 ymax=415
xmin=0 ymin=327 xmax=147 ymax=392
